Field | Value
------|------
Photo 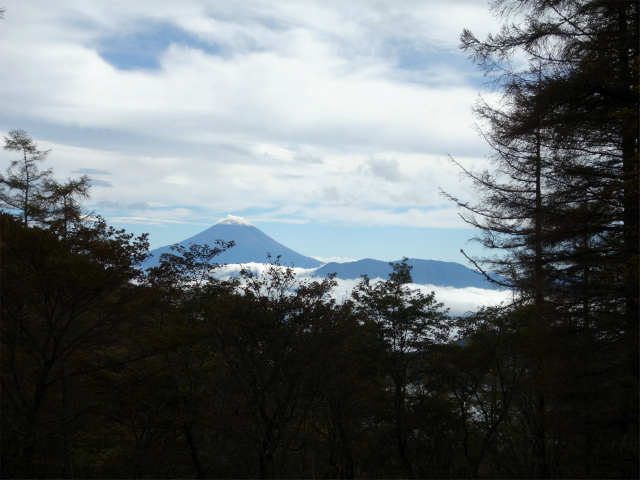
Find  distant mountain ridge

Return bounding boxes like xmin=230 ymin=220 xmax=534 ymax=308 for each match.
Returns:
xmin=314 ymin=258 xmax=501 ymax=289
xmin=144 ymin=215 xmax=322 ymax=269
xmin=143 ymin=215 xmax=502 ymax=289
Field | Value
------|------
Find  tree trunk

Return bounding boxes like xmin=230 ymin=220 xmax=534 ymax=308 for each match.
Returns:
xmin=184 ymin=424 xmax=206 ymax=479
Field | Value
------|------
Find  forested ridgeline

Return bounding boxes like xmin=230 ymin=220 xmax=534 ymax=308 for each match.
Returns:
xmin=1 ymin=0 xmax=638 ymax=478
xmin=2 ymin=209 xmax=635 ymax=479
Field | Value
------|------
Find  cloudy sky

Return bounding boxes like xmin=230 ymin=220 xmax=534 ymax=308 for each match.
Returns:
xmin=0 ymin=0 xmax=503 ymax=264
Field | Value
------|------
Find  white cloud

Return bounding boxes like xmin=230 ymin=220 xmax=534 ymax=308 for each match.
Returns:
xmin=311 ymin=256 xmax=357 ymax=264
xmin=215 ymin=215 xmax=255 ymax=227
xmin=211 ymin=263 xmax=510 ymax=316
xmin=0 ymin=128 xmax=481 ymax=232
xmin=97 ymin=200 xmax=149 ymax=211
xmin=361 ymin=157 xmax=405 ymax=182
xmin=331 ymin=277 xmax=510 ymax=316
xmin=0 ymin=0 xmax=501 ymax=259
xmin=89 ymin=179 xmax=113 ymax=188
xmin=1 ymin=0 xmax=492 ymax=153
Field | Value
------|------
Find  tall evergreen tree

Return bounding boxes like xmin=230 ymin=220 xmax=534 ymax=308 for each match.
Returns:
xmin=1 ymin=130 xmax=92 ymax=231
xmin=1 ymin=129 xmax=52 ymax=225
xmin=457 ymin=0 xmax=638 ymax=326
xmin=448 ymin=0 xmax=638 ymax=476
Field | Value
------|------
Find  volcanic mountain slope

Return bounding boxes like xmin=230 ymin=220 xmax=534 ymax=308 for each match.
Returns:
xmin=144 ymin=215 xmax=322 ymax=269
xmin=143 ymin=215 xmax=502 ymax=289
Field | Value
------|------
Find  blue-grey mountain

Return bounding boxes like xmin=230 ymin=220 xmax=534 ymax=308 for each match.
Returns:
xmin=314 ymin=258 xmax=501 ymax=289
xmin=143 ymin=216 xmax=502 ymax=289
xmin=144 ymin=216 xmax=322 ymax=269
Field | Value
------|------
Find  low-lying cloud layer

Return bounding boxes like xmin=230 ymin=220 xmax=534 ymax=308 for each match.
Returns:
xmin=213 ymin=262 xmax=510 ymax=316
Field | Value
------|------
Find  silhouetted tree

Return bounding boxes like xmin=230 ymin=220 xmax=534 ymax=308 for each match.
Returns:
xmin=352 ymin=259 xmax=449 ymax=478
xmin=1 ymin=129 xmax=52 ymax=225
xmin=1 ymin=130 xmax=92 ymax=232
xmin=0 ymin=214 xmax=150 ymax=478
xmin=449 ymin=1 xmax=639 ymax=476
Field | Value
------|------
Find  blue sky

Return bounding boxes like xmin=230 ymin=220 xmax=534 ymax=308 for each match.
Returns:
xmin=0 ymin=0 xmax=503 ymax=264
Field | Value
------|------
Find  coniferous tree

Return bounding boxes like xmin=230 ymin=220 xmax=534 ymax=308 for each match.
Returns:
xmin=449 ymin=1 xmax=639 ymax=476
xmin=1 ymin=129 xmax=53 ymax=225
xmin=42 ymin=175 xmax=91 ymax=236
xmin=459 ymin=0 xmax=638 ymax=330
xmin=1 ymin=130 xmax=92 ymax=231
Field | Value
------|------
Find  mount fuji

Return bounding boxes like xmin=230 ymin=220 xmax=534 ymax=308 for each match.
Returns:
xmin=144 ymin=215 xmax=323 ymax=269
xmin=143 ymin=215 xmax=501 ymax=289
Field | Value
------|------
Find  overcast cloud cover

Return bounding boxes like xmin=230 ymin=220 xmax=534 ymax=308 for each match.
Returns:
xmin=0 ymin=0 xmax=502 ymax=267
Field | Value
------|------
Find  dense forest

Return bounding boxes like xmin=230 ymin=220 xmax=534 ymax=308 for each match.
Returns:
xmin=1 ymin=0 xmax=637 ymax=478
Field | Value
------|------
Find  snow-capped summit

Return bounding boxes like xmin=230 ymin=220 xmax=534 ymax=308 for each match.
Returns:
xmin=215 ymin=215 xmax=255 ymax=227
xmin=143 ymin=216 xmax=322 ymax=269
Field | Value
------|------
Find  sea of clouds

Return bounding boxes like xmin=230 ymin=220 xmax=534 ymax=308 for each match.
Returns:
xmin=214 ymin=263 xmax=511 ymax=316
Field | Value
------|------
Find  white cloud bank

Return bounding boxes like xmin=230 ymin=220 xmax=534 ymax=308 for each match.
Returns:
xmin=213 ymin=263 xmax=511 ymax=316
